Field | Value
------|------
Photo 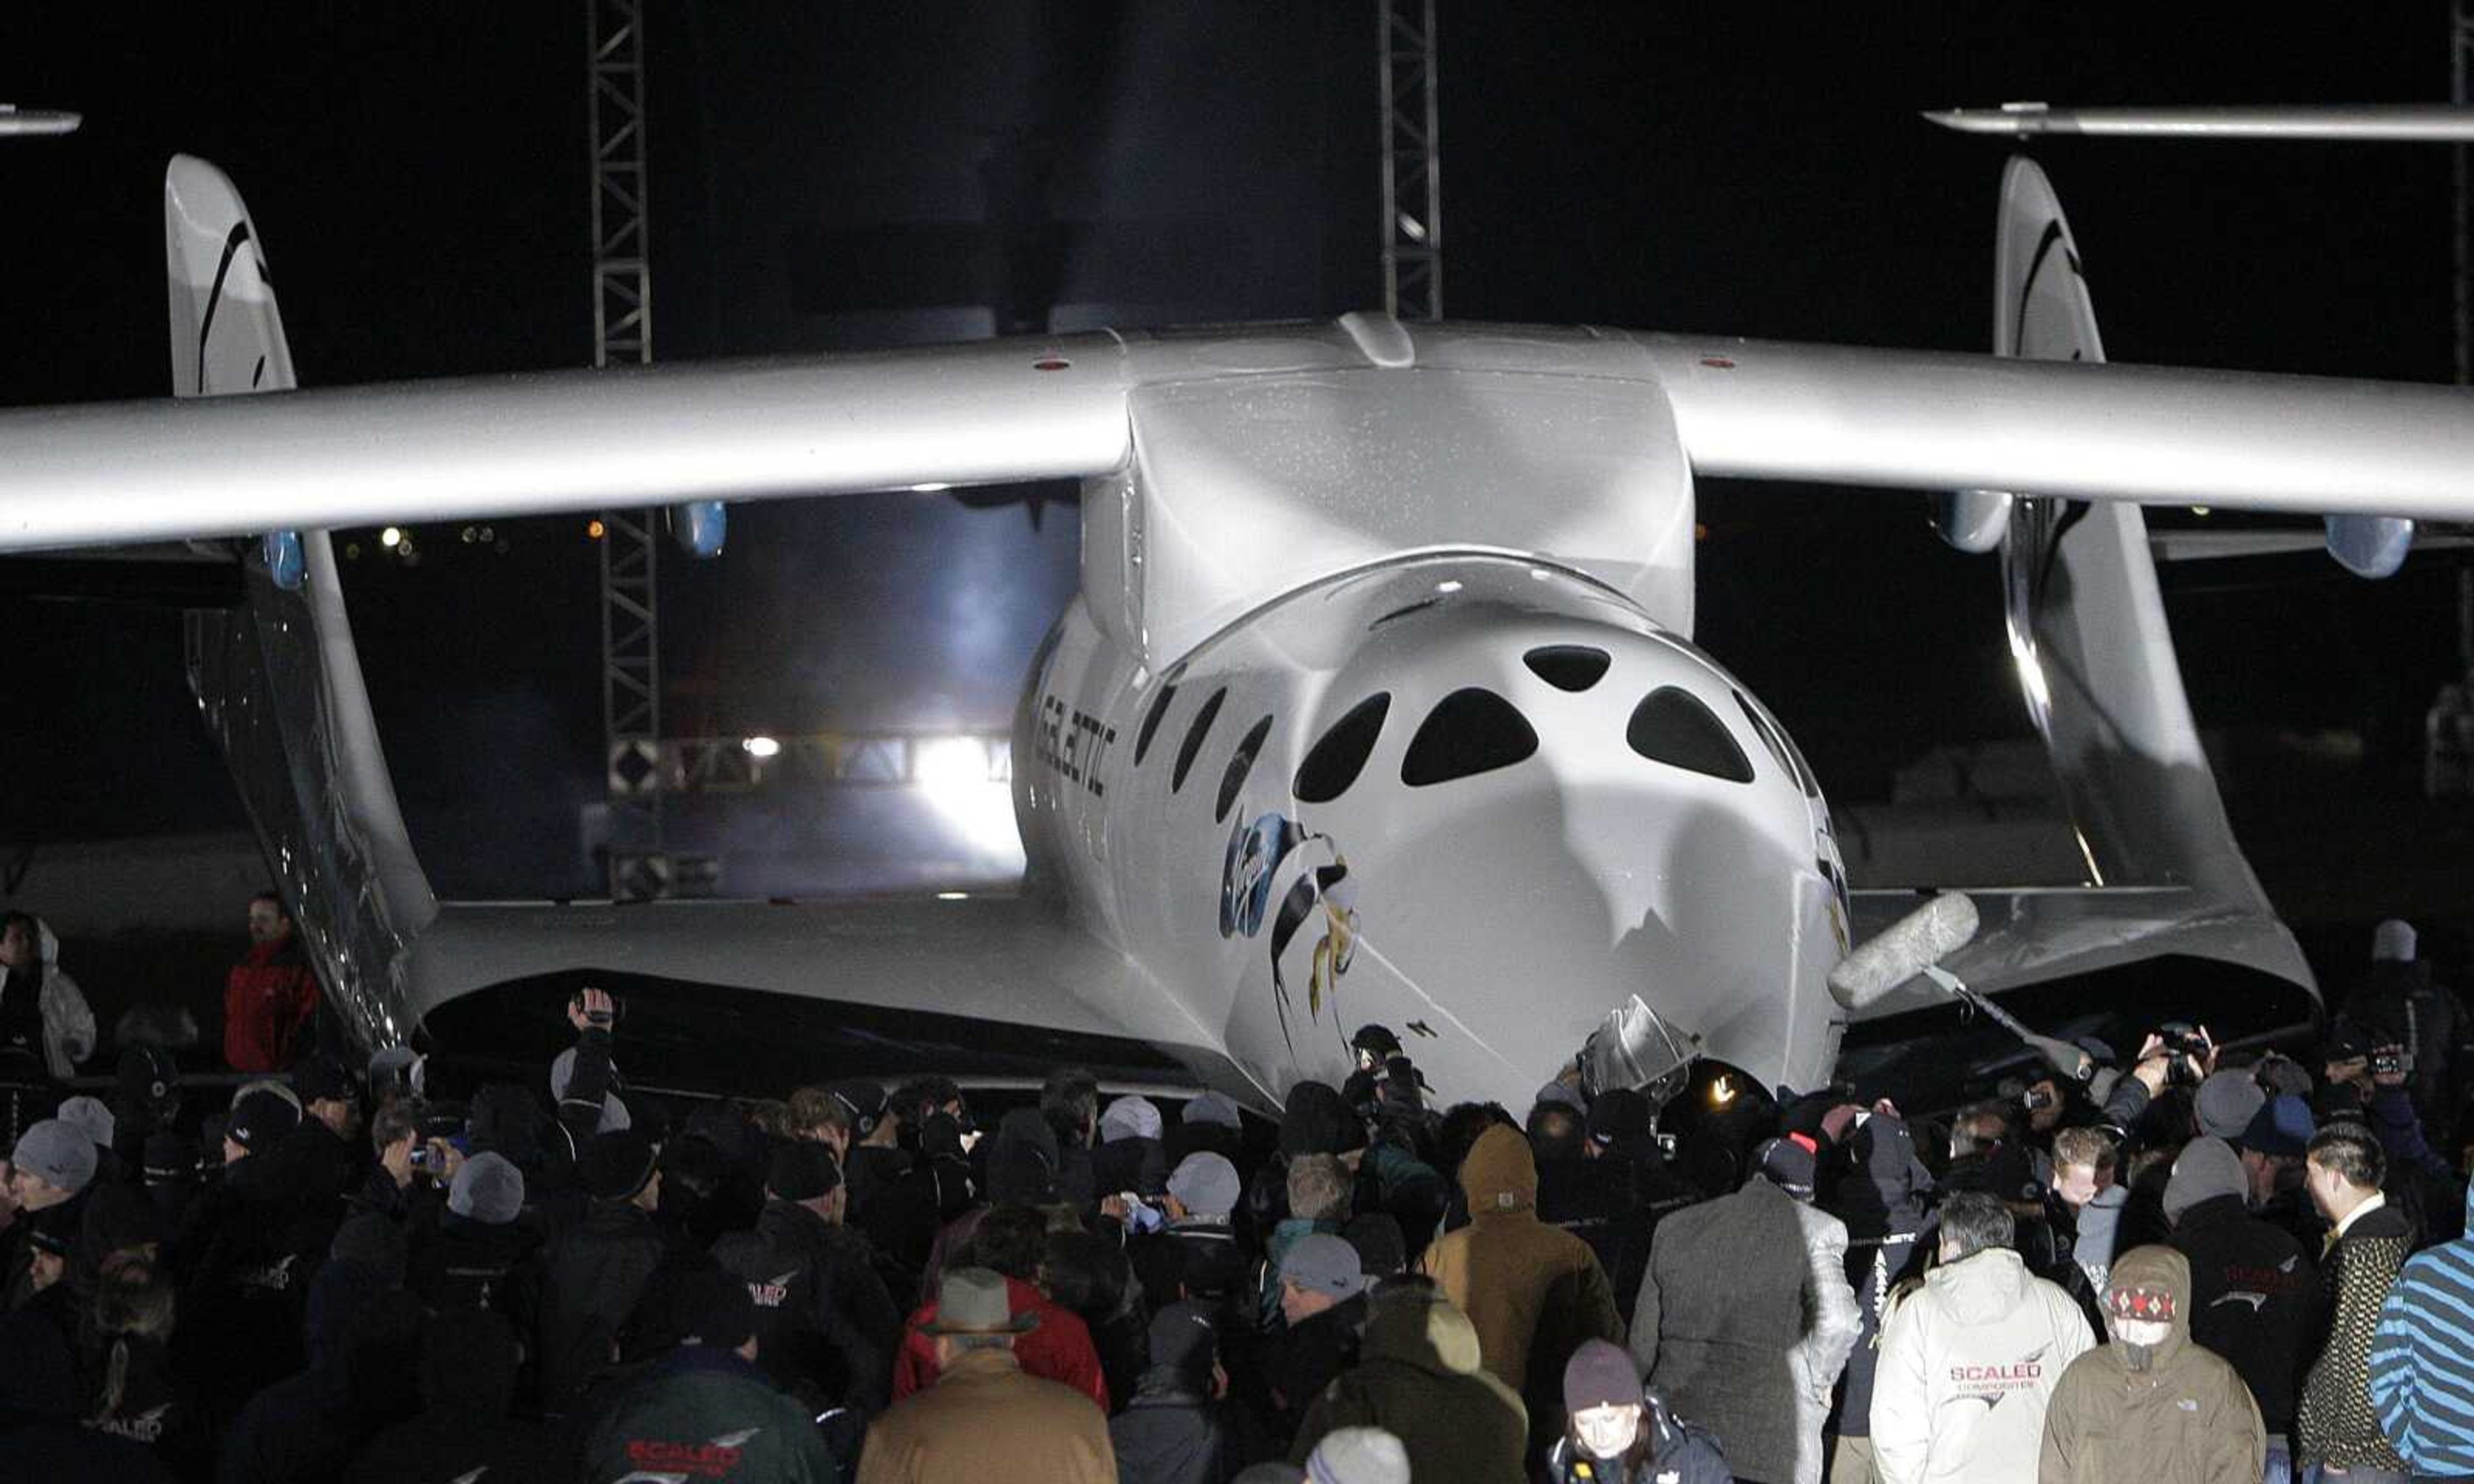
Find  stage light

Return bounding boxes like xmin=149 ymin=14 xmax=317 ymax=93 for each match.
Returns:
xmin=587 ymin=519 xmax=606 ymax=540
xmin=379 ymin=526 xmax=402 ymax=548
xmin=914 ymin=736 xmax=1024 ymax=868
xmin=742 ymin=735 xmax=782 ymax=759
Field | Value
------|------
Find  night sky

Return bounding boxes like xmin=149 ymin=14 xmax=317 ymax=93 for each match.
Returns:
xmin=0 ymin=6 xmax=2462 ymax=905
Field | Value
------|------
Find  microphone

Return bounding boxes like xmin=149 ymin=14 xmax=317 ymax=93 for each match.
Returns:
xmin=1827 ymin=892 xmax=1979 ymax=1011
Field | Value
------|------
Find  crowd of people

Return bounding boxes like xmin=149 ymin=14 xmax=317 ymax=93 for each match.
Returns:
xmin=1 ymin=904 xmax=2473 ymax=1483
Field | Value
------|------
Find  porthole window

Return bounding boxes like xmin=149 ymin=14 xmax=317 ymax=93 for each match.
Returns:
xmin=1172 ymin=687 xmax=1227 ymax=794
xmin=1293 ymin=694 xmax=1390 ymax=804
xmin=1402 ymin=688 xmax=1538 ymax=788
xmin=1524 ymin=645 xmax=1610 ymax=693
xmin=1134 ymin=683 xmax=1179 ymax=766
xmin=1627 ymin=688 xmax=1754 ymax=784
xmin=1216 ymin=714 xmax=1274 ymax=823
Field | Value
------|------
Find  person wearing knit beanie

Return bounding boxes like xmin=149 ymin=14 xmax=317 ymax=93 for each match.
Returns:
xmin=1304 ymin=1427 xmax=1409 ymax=1484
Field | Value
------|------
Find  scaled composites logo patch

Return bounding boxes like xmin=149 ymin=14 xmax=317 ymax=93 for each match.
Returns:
xmin=615 ymin=1429 xmax=765 ymax=1482
xmin=1220 ymin=812 xmax=1359 ymax=1056
xmin=1948 ymin=1345 xmax=2050 ymax=1411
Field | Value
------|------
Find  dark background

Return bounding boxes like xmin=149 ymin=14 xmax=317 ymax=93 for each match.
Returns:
xmin=0 ymin=6 xmax=2464 ymax=941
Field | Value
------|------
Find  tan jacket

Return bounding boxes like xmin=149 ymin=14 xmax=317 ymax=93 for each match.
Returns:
xmin=1418 ymin=1126 xmax=1625 ymax=1400
xmin=858 ymin=1345 xmax=1115 ymax=1484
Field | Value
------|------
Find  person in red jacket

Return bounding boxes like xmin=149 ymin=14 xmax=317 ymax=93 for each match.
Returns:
xmin=223 ymin=892 xmax=321 ymax=1074
xmin=890 ymin=1204 xmax=1108 ymax=1411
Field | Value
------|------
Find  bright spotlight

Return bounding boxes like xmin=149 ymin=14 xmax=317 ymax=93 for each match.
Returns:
xmin=913 ymin=736 xmax=1024 ymax=869
xmin=914 ymin=736 xmax=991 ymax=790
xmin=741 ymin=735 xmax=782 ymax=759
xmin=379 ymin=526 xmax=403 ymax=549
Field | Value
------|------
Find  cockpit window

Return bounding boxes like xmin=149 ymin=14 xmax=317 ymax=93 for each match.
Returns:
xmin=1627 ymin=687 xmax=1754 ymax=784
xmin=1134 ymin=683 xmax=1178 ymax=766
xmin=1523 ymin=645 xmax=1610 ymax=693
xmin=1172 ymin=687 xmax=1227 ymax=794
xmin=1402 ymin=688 xmax=1538 ymax=788
xmin=1293 ymin=694 xmax=1390 ymax=804
xmin=1216 ymin=714 xmax=1274 ymax=823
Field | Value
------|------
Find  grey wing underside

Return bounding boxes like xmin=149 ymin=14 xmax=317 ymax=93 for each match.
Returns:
xmin=1845 ymin=887 xmax=2312 ymax=1027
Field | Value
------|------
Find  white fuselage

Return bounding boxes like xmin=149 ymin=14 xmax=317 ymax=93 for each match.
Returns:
xmin=1001 ymin=323 xmax=1852 ymax=1109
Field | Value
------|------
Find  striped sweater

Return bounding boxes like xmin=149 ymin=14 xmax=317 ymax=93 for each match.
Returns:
xmin=2371 ymin=1190 xmax=2474 ymax=1476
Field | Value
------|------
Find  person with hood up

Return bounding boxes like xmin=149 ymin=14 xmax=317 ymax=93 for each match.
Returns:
xmin=1827 ymin=1107 xmax=1935 ymax=1484
xmin=0 ymin=912 xmax=93 ymax=1094
xmin=2162 ymin=1136 xmax=2314 ymax=1481
xmin=1111 ymin=1300 xmax=1242 ymax=1484
xmin=1419 ymin=1122 xmax=1626 ymax=1460
xmin=2335 ymin=918 xmax=2466 ymax=1147
xmin=2370 ymin=1178 xmax=2474 ymax=1480
xmin=1868 ymin=1191 xmax=2091 ymax=1484
xmin=1096 ymin=1092 xmax=1172 ymax=1201
xmin=1289 ymin=1281 xmax=1528 ymax=1484
xmin=2038 ymin=1244 xmax=2265 ymax=1483
xmin=1634 ymin=1134 xmax=1859 ymax=1484
xmin=1546 ymin=1338 xmax=1732 ymax=1484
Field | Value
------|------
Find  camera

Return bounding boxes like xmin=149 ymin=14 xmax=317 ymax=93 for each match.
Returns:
xmin=2373 ymin=1045 xmax=2408 ymax=1080
xmin=2154 ymin=1023 xmax=2210 ymax=1090
xmin=2023 ymin=1085 xmax=2058 ymax=1114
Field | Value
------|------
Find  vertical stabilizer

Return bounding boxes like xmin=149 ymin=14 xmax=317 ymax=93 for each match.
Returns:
xmin=169 ymin=154 xmax=435 ymax=1049
xmin=1988 ymin=157 xmax=2312 ymax=991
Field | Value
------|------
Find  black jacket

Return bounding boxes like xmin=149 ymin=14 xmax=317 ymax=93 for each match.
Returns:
xmin=2169 ymin=1192 xmax=2316 ymax=1434
xmin=407 ymin=1208 xmax=542 ymax=1326
xmin=1828 ymin=1111 xmax=1934 ymax=1440
xmin=1258 ymin=1291 xmax=1366 ymax=1450
xmin=710 ymin=1198 xmax=903 ymax=1418
xmin=537 ymin=1199 xmax=671 ymax=1411
xmin=1110 ymin=1373 xmax=1241 ymax=1484
xmin=345 ymin=1409 xmax=577 ymax=1484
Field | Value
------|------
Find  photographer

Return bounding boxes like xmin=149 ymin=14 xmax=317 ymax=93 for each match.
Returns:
xmin=2325 ymin=1030 xmax=2465 ymax=1246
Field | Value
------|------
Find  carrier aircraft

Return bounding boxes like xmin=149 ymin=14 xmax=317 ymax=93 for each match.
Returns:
xmin=0 ymin=144 xmax=2464 ymax=1117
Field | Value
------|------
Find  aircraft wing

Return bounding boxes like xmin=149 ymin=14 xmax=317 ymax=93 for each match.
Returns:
xmin=1925 ymin=103 xmax=2474 ymax=143
xmin=0 ymin=325 xmax=2471 ymax=551
xmin=408 ymin=894 xmax=1251 ymax=1099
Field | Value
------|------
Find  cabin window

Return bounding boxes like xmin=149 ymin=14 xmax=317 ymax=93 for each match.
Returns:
xmin=1292 ymin=694 xmax=1391 ymax=804
xmin=1172 ymin=687 xmax=1227 ymax=794
xmin=1627 ymin=688 xmax=1754 ymax=784
xmin=1401 ymin=688 xmax=1539 ymax=788
xmin=1134 ymin=683 xmax=1178 ymax=766
xmin=1524 ymin=645 xmax=1611 ymax=693
xmin=1216 ymin=714 xmax=1275 ymax=823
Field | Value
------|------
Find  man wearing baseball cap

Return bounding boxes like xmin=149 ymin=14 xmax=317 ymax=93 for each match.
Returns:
xmin=714 ymin=1139 xmax=904 ymax=1420
xmin=585 ymin=1266 xmax=843 ymax=1484
xmin=859 ymin=1266 xmax=1115 ymax=1483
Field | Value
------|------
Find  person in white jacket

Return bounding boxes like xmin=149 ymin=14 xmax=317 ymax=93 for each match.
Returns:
xmin=0 ymin=913 xmax=95 ymax=1083
xmin=1869 ymin=1190 xmax=2094 ymax=1484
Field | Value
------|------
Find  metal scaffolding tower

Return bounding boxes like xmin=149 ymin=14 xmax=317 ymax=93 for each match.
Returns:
xmin=588 ymin=0 xmax=666 ymax=897
xmin=1379 ymin=0 xmax=1443 ymax=321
